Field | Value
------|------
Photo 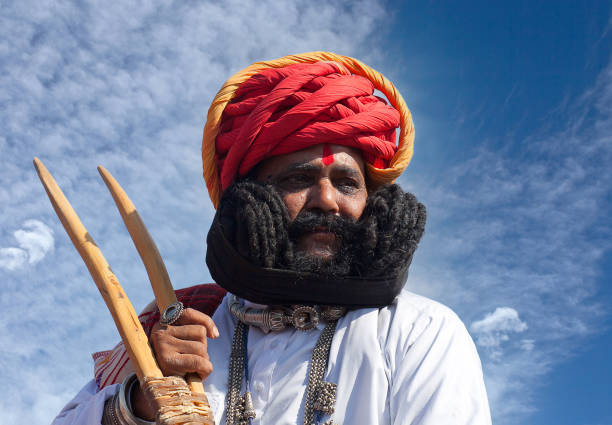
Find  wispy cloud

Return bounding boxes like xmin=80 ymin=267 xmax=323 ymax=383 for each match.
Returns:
xmin=0 ymin=0 xmax=389 ymax=423
xmin=1 ymin=2 xmax=610 ymax=424
xmin=0 ymin=220 xmax=54 ymax=270
xmin=14 ymin=219 xmax=54 ymax=264
xmin=470 ymin=307 xmax=527 ymax=358
xmin=0 ymin=247 xmax=28 ymax=271
xmin=403 ymin=54 xmax=612 ymax=423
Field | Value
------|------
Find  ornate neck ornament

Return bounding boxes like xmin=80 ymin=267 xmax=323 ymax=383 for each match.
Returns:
xmin=227 ymin=294 xmax=346 ymax=332
xmin=226 ymin=295 xmax=343 ymax=425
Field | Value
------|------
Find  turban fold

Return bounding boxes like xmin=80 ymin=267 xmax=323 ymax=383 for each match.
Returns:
xmin=202 ymin=52 xmax=415 ymax=208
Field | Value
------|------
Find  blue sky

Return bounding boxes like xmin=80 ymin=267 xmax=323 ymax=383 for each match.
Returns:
xmin=1 ymin=1 xmax=610 ymax=424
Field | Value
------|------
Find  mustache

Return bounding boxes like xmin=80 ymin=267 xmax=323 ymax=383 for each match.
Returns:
xmin=288 ymin=211 xmax=359 ymax=240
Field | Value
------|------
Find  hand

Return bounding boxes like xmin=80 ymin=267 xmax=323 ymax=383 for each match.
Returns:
xmin=131 ymin=308 xmax=220 ymax=420
xmin=150 ymin=307 xmax=219 ymax=378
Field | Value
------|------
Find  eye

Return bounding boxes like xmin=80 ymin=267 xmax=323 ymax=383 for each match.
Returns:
xmin=276 ymin=173 xmax=313 ymax=191
xmin=334 ymin=178 xmax=361 ymax=194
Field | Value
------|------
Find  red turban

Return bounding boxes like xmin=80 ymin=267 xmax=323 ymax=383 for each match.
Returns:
xmin=215 ymin=62 xmax=400 ymax=190
xmin=202 ymin=52 xmax=415 ymax=208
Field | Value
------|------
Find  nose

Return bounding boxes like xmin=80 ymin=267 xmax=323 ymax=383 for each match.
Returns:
xmin=306 ymin=179 xmax=340 ymax=215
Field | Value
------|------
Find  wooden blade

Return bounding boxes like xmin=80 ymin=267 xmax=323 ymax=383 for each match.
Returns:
xmin=97 ymin=165 xmax=206 ymax=395
xmin=33 ymin=158 xmax=162 ymax=382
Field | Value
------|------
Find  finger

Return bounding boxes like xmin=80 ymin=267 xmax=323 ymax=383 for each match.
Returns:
xmin=152 ymin=334 xmax=210 ymax=373
xmin=174 ymin=307 xmax=220 ymax=338
xmin=169 ymin=337 xmax=208 ymax=357
xmin=150 ymin=326 xmax=208 ymax=357
xmin=161 ymin=353 xmax=214 ymax=380
xmin=164 ymin=324 xmax=211 ymax=343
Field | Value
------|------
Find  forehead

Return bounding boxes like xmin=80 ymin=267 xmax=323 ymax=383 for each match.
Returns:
xmin=257 ymin=144 xmax=366 ymax=176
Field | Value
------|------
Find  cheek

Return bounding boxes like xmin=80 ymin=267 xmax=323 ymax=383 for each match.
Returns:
xmin=282 ymin=192 xmax=308 ymax=220
xmin=340 ymin=190 xmax=368 ymax=220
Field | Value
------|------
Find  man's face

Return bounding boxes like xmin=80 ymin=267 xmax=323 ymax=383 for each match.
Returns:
xmin=257 ymin=144 xmax=368 ymax=260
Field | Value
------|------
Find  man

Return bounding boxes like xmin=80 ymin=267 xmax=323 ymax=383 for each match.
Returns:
xmin=53 ymin=52 xmax=491 ymax=425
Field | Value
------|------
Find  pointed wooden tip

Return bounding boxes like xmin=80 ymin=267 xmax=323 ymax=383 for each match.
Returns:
xmin=98 ymin=165 xmax=111 ymax=184
xmin=97 ymin=165 xmax=136 ymax=215
xmin=33 ymin=157 xmax=44 ymax=173
xmin=33 ymin=158 xmax=54 ymax=187
xmin=32 ymin=158 xmax=58 ymax=198
xmin=97 ymin=165 xmax=117 ymax=191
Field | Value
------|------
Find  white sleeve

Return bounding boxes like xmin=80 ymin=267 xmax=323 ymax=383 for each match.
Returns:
xmin=389 ymin=308 xmax=492 ymax=425
xmin=51 ymin=380 xmax=119 ymax=425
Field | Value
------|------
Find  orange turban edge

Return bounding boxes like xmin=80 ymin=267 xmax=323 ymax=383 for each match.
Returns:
xmin=202 ymin=51 xmax=415 ymax=208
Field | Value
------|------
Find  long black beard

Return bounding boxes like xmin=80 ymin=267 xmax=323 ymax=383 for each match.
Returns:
xmin=206 ymin=180 xmax=426 ymax=307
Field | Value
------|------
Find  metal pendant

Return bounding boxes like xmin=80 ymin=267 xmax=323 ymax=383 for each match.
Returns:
xmin=313 ymin=381 xmax=337 ymax=415
xmin=291 ymin=305 xmax=320 ymax=331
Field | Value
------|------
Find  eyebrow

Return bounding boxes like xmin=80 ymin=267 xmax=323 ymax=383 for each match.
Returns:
xmin=283 ymin=162 xmax=364 ymax=179
xmin=284 ymin=162 xmax=320 ymax=173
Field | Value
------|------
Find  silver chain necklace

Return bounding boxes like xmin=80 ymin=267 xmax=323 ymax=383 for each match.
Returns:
xmin=226 ymin=296 xmax=344 ymax=425
xmin=227 ymin=294 xmax=345 ymax=332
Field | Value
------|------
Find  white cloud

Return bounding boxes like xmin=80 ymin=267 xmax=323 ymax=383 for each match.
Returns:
xmin=14 ymin=219 xmax=54 ymax=264
xmin=0 ymin=220 xmax=54 ymax=270
xmin=470 ymin=307 xmax=527 ymax=356
xmin=0 ymin=247 xmax=28 ymax=270
xmin=0 ymin=0 xmax=390 ymax=423
xmin=520 ymin=339 xmax=535 ymax=351
xmin=403 ymin=46 xmax=612 ymax=425
xmin=0 ymin=1 xmax=609 ymax=424
xmin=471 ymin=307 xmax=528 ymax=334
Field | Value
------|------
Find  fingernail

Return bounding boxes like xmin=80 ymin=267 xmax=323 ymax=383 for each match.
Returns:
xmin=213 ymin=326 xmax=220 ymax=338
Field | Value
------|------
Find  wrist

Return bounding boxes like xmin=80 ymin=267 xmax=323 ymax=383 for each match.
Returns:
xmin=128 ymin=375 xmax=155 ymax=421
xmin=102 ymin=373 xmax=155 ymax=425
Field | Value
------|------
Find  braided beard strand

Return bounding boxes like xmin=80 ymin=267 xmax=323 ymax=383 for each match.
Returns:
xmin=216 ymin=181 xmax=426 ymax=281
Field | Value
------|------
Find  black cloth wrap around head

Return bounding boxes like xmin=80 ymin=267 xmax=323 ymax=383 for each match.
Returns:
xmin=206 ymin=181 xmax=426 ymax=308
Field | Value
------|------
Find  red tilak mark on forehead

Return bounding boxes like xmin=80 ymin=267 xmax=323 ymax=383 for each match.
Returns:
xmin=322 ymin=144 xmax=334 ymax=165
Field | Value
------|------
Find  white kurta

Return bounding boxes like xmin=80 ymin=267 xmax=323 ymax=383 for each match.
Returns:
xmin=53 ymin=290 xmax=491 ymax=425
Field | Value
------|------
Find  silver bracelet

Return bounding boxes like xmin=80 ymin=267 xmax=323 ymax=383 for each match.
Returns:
xmin=102 ymin=373 xmax=155 ymax=425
